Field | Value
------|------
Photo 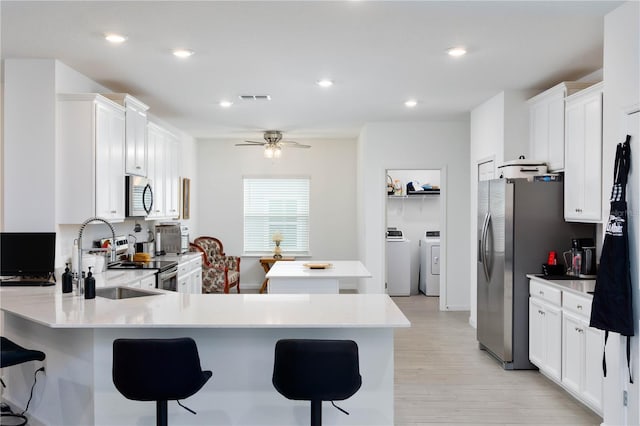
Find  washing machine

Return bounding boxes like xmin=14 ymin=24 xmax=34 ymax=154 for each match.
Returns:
xmin=419 ymin=231 xmax=440 ymax=296
xmin=386 ymin=229 xmax=411 ymax=296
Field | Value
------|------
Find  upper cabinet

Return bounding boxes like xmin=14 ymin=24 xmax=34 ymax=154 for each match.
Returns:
xmin=102 ymin=94 xmax=150 ymax=177
xmin=564 ymin=82 xmax=603 ymax=223
xmin=56 ymin=94 xmax=126 ymax=223
xmin=146 ymin=121 xmax=180 ymax=220
xmin=528 ymin=82 xmax=594 ymax=172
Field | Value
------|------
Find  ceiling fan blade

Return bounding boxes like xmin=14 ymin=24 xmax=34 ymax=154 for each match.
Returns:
xmin=235 ymin=143 xmax=265 ymax=146
xmin=280 ymin=141 xmax=311 ymax=148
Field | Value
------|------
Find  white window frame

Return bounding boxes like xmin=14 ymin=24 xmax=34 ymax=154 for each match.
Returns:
xmin=243 ymin=176 xmax=310 ymax=256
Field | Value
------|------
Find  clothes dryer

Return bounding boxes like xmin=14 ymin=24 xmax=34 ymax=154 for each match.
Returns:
xmin=419 ymin=231 xmax=440 ymax=296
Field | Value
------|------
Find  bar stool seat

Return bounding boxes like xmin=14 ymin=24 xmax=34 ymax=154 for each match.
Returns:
xmin=1 ymin=336 xmax=46 ymax=426
xmin=272 ymin=339 xmax=362 ymax=426
xmin=112 ymin=337 xmax=212 ymax=426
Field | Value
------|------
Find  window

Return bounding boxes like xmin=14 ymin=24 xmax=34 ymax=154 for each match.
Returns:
xmin=243 ymin=177 xmax=310 ymax=255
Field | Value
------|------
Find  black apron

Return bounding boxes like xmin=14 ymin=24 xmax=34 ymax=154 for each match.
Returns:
xmin=589 ymin=135 xmax=633 ymax=382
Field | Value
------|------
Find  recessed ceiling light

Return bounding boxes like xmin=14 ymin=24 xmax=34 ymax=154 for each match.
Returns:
xmin=447 ymin=47 xmax=467 ymax=57
xmin=173 ymin=49 xmax=195 ymax=58
xmin=405 ymin=100 xmax=418 ymax=108
xmin=105 ymin=33 xmax=127 ymax=44
xmin=316 ymin=79 xmax=334 ymax=88
xmin=219 ymin=100 xmax=233 ymax=108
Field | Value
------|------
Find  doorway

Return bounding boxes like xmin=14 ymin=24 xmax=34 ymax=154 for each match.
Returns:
xmin=385 ymin=168 xmax=446 ymax=309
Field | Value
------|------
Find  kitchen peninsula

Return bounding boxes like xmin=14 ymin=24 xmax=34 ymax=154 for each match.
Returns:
xmin=1 ymin=282 xmax=409 ymax=426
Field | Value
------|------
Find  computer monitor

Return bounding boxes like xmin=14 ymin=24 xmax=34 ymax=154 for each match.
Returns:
xmin=0 ymin=232 xmax=56 ymax=277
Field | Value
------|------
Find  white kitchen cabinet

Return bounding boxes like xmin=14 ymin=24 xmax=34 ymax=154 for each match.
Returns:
xmin=561 ymin=291 xmax=603 ymax=414
xmin=103 ymin=94 xmax=149 ymax=177
xmin=57 ymin=94 xmax=125 ymax=224
xmin=529 ymin=278 xmax=603 ymax=416
xmin=146 ymin=121 xmax=180 ymax=220
xmin=564 ymin=82 xmax=603 ymax=222
xmin=528 ymin=281 xmax=562 ymax=381
xmin=140 ymin=275 xmax=156 ymax=290
xmin=146 ymin=122 xmax=165 ymax=220
xmin=177 ymin=255 xmax=203 ymax=294
xmin=527 ymin=82 xmax=594 ymax=172
xmin=164 ymin=133 xmax=180 ymax=219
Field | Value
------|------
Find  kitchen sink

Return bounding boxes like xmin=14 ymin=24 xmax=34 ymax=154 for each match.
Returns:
xmin=96 ymin=286 xmax=162 ymax=300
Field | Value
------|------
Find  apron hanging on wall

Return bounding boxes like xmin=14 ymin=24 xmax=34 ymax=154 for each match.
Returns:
xmin=589 ymin=135 xmax=633 ymax=383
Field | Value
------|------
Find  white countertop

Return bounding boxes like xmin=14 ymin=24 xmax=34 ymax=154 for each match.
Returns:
xmin=1 ymin=287 xmax=409 ymax=330
xmin=154 ymin=252 xmax=202 ymax=263
xmin=527 ymin=274 xmax=596 ymax=296
xmin=266 ymin=260 xmax=372 ymax=279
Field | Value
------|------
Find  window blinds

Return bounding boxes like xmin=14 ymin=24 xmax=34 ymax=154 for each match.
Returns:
xmin=243 ymin=177 xmax=310 ymax=254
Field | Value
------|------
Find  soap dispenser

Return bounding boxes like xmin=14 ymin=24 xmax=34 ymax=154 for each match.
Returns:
xmin=62 ymin=263 xmax=73 ymax=294
xmin=84 ymin=266 xmax=96 ymax=299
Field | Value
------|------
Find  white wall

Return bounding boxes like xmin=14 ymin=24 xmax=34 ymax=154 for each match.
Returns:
xmin=386 ymin=169 xmax=441 ymax=294
xmin=468 ymin=90 xmax=533 ymax=326
xmin=358 ymin=121 xmax=470 ymax=309
xmin=601 ymin=2 xmax=640 ymax=425
xmin=3 ymin=60 xmax=57 ymax=231
xmin=196 ymin=138 xmax=358 ymax=290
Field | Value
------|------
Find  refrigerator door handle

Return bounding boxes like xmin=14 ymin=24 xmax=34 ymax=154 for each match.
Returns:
xmin=479 ymin=212 xmax=488 ymax=263
xmin=482 ymin=212 xmax=492 ymax=282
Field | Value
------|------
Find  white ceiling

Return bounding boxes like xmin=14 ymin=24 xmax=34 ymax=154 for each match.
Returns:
xmin=1 ymin=1 xmax=621 ymax=140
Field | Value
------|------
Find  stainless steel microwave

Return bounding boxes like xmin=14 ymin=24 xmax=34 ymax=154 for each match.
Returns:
xmin=126 ymin=176 xmax=153 ymax=217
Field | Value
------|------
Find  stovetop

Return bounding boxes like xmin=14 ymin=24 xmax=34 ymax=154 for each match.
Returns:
xmin=108 ymin=260 xmax=178 ymax=272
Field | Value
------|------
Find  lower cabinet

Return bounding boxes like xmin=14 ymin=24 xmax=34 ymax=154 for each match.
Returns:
xmin=140 ymin=275 xmax=156 ymax=290
xmin=177 ymin=256 xmax=203 ymax=294
xmin=562 ymin=292 xmax=603 ymax=414
xmin=529 ymin=297 xmax=562 ymax=381
xmin=529 ymin=279 xmax=603 ymax=416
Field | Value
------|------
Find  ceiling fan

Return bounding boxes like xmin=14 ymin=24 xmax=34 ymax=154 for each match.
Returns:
xmin=235 ymin=130 xmax=310 ymax=158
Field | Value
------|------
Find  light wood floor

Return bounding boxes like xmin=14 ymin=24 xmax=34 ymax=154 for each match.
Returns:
xmin=392 ymin=295 xmax=602 ymax=426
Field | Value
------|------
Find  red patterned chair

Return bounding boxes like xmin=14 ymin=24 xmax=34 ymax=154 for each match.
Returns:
xmin=189 ymin=237 xmax=241 ymax=294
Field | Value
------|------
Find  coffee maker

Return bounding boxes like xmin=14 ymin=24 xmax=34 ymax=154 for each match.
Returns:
xmin=565 ymin=238 xmax=597 ymax=278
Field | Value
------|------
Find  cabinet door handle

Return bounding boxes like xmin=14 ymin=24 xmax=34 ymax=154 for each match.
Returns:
xmin=575 ymin=327 xmax=584 ymax=333
xmin=539 ymin=291 xmax=544 ymax=296
xmin=577 ymin=304 xmax=583 ymax=310
xmin=538 ymin=310 xmax=545 ymax=315
xmin=136 ymin=166 xmax=142 ymax=169
xmin=110 ymin=210 xmax=117 ymax=214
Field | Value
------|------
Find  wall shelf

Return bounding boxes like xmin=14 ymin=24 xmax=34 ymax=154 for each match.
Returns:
xmin=387 ymin=191 xmax=440 ymax=199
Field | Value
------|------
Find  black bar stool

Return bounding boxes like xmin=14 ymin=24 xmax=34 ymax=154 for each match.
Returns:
xmin=112 ymin=337 xmax=212 ymax=426
xmin=272 ymin=339 xmax=362 ymax=426
xmin=0 ymin=336 xmax=46 ymax=426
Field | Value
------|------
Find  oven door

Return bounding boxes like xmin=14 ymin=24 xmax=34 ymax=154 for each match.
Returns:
xmin=157 ymin=266 xmax=178 ymax=291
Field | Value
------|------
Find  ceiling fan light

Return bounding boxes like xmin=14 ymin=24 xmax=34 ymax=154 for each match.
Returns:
xmin=264 ymin=146 xmax=274 ymax=158
xmin=273 ymin=146 xmax=282 ymax=158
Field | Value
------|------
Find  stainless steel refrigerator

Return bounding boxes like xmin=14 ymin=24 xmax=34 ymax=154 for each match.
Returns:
xmin=477 ymin=178 xmax=594 ymax=369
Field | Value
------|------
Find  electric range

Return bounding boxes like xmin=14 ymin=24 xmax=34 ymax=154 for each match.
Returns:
xmin=108 ymin=260 xmax=178 ymax=272
xmin=108 ymin=260 xmax=179 ymax=291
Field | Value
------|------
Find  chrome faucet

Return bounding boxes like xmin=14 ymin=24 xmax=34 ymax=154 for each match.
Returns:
xmin=76 ymin=217 xmax=117 ymax=294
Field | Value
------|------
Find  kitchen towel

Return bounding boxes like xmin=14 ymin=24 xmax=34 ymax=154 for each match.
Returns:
xmin=589 ymin=135 xmax=633 ymax=383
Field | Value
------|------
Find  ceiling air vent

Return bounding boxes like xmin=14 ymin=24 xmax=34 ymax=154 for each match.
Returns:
xmin=239 ymin=95 xmax=271 ymax=101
